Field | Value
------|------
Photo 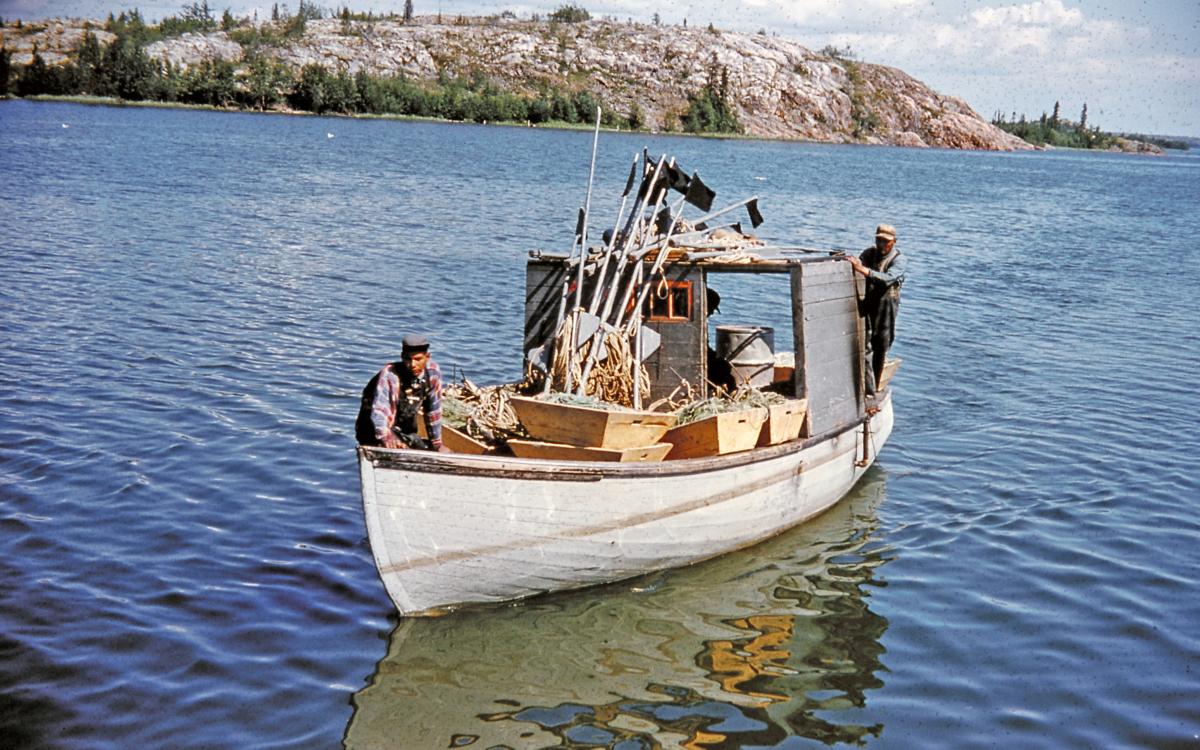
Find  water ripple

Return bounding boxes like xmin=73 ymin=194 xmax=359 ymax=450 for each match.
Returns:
xmin=2 ymin=100 xmax=1199 ymax=749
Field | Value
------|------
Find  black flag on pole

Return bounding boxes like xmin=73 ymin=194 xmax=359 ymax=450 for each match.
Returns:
xmin=747 ymin=198 xmax=765 ymax=228
xmin=684 ymin=172 xmax=716 ymax=212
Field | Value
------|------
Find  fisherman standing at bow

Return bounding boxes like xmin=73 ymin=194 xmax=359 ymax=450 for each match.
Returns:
xmin=356 ymin=334 xmax=445 ymax=451
xmin=847 ymin=224 xmax=906 ymax=397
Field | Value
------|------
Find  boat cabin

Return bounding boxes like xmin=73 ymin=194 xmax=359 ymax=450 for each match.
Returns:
xmin=524 ymin=253 xmax=870 ymax=438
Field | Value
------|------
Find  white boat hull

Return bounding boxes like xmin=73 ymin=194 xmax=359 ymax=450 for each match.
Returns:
xmin=358 ymin=393 xmax=893 ymax=616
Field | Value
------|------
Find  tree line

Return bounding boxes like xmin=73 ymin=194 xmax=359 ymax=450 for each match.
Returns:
xmin=992 ymin=101 xmax=1188 ymax=151
xmin=0 ymin=5 xmax=740 ymax=135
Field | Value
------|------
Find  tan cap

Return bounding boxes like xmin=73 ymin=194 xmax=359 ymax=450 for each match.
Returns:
xmin=875 ymin=224 xmax=896 ymax=242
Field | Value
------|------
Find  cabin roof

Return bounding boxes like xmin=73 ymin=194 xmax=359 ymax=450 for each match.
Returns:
xmin=528 ymin=247 xmax=844 ymax=274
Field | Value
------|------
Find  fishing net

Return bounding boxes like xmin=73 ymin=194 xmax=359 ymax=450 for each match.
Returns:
xmin=674 ymin=389 xmax=788 ymax=426
xmin=442 ymin=380 xmax=530 ymax=443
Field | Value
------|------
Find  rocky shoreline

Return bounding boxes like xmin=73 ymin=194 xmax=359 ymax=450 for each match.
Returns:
xmin=0 ymin=16 xmax=1162 ymax=153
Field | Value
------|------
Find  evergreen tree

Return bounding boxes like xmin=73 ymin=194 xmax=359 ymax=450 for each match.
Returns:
xmin=1079 ymin=102 xmax=1088 ymax=131
xmin=75 ymin=30 xmax=103 ymax=92
xmin=627 ymin=101 xmax=643 ymax=130
xmin=17 ymin=46 xmax=55 ymax=96
xmin=0 ymin=46 xmax=11 ymax=96
xmin=682 ymin=59 xmax=739 ymax=134
xmin=1050 ymin=100 xmax=1060 ymax=128
xmin=404 ymin=0 xmax=414 ymax=23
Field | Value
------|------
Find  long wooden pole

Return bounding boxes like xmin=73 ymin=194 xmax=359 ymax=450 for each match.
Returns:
xmin=574 ymin=157 xmax=669 ymax=394
xmin=564 ymin=107 xmax=603 ymax=394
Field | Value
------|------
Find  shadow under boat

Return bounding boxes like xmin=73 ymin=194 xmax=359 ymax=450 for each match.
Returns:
xmin=344 ymin=469 xmax=893 ymax=750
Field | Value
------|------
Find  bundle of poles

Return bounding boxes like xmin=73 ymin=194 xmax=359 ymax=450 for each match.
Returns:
xmin=534 ymin=109 xmax=766 ymax=408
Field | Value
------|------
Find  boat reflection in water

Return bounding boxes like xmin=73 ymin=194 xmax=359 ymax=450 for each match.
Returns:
xmin=344 ymin=471 xmax=892 ymax=749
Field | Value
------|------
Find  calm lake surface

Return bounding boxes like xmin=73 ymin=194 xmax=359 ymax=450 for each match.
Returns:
xmin=1 ymin=99 xmax=1198 ymax=749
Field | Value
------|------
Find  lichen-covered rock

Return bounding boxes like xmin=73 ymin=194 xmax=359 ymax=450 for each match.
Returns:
xmin=144 ymin=32 xmax=242 ymax=68
xmin=0 ymin=20 xmax=115 ymax=66
xmin=249 ymin=19 xmax=1030 ymax=151
xmin=0 ymin=16 xmax=1040 ymax=151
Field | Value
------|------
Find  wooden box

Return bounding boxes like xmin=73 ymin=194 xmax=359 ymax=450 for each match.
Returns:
xmin=510 ymin=396 xmax=677 ymax=449
xmin=878 ymin=358 xmax=902 ymax=391
xmin=663 ymin=407 xmax=768 ymax=460
xmin=757 ymin=399 xmax=808 ymax=447
xmin=507 ymin=440 xmax=672 ymax=463
xmin=417 ymin=422 xmax=492 ymax=455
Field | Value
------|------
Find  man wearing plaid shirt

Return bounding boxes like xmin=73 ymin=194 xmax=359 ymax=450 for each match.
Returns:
xmin=356 ymin=333 xmax=444 ymax=451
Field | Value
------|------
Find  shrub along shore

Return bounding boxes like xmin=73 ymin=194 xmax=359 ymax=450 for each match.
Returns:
xmin=0 ymin=9 xmax=740 ymax=134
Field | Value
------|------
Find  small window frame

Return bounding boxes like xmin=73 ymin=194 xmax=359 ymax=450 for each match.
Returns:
xmin=642 ymin=280 xmax=693 ymax=322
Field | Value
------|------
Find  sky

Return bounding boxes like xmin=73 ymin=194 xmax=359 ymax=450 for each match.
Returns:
xmin=3 ymin=0 xmax=1197 ymax=136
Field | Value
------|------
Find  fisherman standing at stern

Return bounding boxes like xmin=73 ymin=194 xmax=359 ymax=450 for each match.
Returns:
xmin=356 ymin=334 xmax=446 ymax=451
xmin=847 ymin=224 xmax=907 ymax=397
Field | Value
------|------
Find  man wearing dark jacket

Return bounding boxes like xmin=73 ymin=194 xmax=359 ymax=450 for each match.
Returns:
xmin=847 ymin=224 xmax=907 ymax=396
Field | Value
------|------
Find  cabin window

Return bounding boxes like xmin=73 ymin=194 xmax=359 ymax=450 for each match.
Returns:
xmin=642 ymin=280 xmax=693 ymax=322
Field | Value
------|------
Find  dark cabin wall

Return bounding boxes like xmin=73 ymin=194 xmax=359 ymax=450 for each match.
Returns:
xmin=524 ymin=259 xmax=566 ymax=354
xmin=791 ymin=259 xmax=865 ymax=436
xmin=642 ymin=265 xmax=705 ymax=402
xmin=524 ymin=259 xmax=706 ymax=403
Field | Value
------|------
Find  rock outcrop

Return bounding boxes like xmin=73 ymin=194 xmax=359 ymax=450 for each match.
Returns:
xmin=262 ymin=18 xmax=1033 ymax=150
xmin=0 ymin=19 xmax=114 ymax=66
xmin=4 ymin=16 xmax=1040 ymax=151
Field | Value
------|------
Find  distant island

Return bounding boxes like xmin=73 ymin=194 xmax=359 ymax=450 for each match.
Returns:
xmin=0 ymin=4 xmax=1166 ymax=154
xmin=991 ymin=101 xmax=1185 ymax=154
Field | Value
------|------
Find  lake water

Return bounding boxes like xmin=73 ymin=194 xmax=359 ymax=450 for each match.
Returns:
xmin=1 ymin=99 xmax=1197 ymax=749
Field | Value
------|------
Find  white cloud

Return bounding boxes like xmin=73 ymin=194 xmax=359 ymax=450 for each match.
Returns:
xmin=970 ymin=0 xmax=1082 ymax=29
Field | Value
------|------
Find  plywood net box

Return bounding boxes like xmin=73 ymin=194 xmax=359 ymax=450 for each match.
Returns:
xmin=663 ymin=407 xmax=768 ymax=460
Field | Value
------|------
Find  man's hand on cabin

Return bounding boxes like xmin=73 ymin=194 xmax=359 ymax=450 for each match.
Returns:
xmin=382 ymin=432 xmax=402 ymax=449
xmin=846 ymin=256 xmax=867 ymax=276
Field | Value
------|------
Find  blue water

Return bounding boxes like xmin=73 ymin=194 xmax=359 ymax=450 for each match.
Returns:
xmin=2 ymin=99 xmax=1198 ymax=749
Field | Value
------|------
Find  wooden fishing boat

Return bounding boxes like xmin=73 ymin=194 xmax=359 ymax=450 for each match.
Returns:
xmin=358 ymin=245 xmax=896 ymax=616
xmin=344 ymin=483 xmax=888 ymax=749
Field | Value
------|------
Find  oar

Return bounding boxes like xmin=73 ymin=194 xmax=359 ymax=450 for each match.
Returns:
xmin=608 ymin=164 xmax=675 ymax=332
xmin=573 ymin=156 xmax=670 ymax=394
xmin=587 ymin=154 xmax=640 ymax=314
xmin=623 ymin=193 xmax=691 ymax=337
xmin=564 ymin=107 xmax=603 ymax=394
xmin=536 ymin=206 xmax=587 ymax=393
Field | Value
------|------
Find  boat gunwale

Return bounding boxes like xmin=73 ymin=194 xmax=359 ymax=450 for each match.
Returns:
xmin=358 ymin=392 xmax=886 ymax=481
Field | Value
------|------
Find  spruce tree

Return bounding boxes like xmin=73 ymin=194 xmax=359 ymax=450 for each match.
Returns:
xmin=0 ymin=46 xmax=10 ymax=96
xmin=404 ymin=0 xmax=414 ymax=23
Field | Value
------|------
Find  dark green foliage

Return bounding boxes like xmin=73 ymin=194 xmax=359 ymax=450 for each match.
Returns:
xmin=404 ymin=0 xmax=414 ymax=23
xmin=842 ymin=60 xmax=878 ymax=137
xmin=993 ymin=105 xmax=1119 ymax=149
xmin=179 ymin=59 xmax=237 ymax=106
xmin=549 ymin=5 xmax=590 ymax=23
xmin=682 ymin=59 xmax=739 ymax=134
xmin=14 ymin=21 xmax=624 ymax=128
xmin=1 ymin=46 xmax=12 ymax=96
xmin=626 ymin=102 xmax=643 ymax=130
xmin=105 ymin=9 xmax=156 ymax=45
xmin=98 ymin=36 xmax=159 ymax=99
xmin=16 ymin=49 xmax=57 ymax=96
xmin=1127 ymin=134 xmax=1189 ymax=150
xmin=244 ymin=58 xmax=292 ymax=109
xmin=160 ymin=2 xmax=217 ymax=37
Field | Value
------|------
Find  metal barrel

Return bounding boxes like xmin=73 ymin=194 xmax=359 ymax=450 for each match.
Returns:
xmin=715 ymin=325 xmax=775 ymax=389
